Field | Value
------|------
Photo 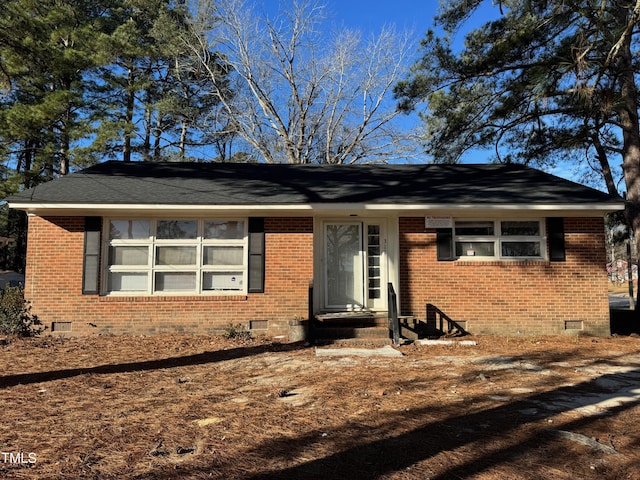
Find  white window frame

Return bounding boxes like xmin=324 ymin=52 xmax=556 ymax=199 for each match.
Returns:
xmin=453 ymin=219 xmax=546 ymax=260
xmin=104 ymin=218 xmax=248 ymax=295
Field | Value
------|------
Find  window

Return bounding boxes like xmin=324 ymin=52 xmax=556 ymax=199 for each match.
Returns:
xmin=367 ymin=225 xmax=382 ymax=299
xmin=453 ymin=219 xmax=544 ymax=259
xmin=106 ymin=219 xmax=247 ymax=294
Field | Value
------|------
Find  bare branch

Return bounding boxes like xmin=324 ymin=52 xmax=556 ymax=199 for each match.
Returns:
xmin=185 ymin=0 xmax=421 ymax=164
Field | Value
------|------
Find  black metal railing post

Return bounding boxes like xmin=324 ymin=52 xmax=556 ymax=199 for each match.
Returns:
xmin=308 ymin=279 xmax=314 ymax=342
xmin=388 ymin=283 xmax=400 ymax=346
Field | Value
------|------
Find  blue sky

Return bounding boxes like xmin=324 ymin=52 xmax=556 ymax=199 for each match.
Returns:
xmin=256 ymin=1 xmax=503 ymax=44
xmin=322 ymin=0 xmax=440 ymax=32
xmin=321 ymin=0 xmax=502 ymax=42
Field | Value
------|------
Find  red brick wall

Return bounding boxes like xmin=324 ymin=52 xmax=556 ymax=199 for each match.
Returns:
xmin=26 ymin=214 xmax=610 ymax=337
xmin=25 ymin=216 xmax=313 ymax=336
xmin=399 ymin=217 xmax=610 ymax=336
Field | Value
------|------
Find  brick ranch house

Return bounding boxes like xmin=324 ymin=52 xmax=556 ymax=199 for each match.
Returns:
xmin=6 ymin=161 xmax=623 ymax=338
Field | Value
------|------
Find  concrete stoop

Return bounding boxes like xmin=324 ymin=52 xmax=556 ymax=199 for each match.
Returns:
xmin=313 ymin=312 xmax=391 ymax=345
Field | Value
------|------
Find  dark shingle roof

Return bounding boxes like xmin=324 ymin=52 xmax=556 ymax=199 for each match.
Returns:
xmin=6 ymin=161 xmax=621 ymax=207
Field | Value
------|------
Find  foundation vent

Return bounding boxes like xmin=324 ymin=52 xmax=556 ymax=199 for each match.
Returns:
xmin=52 ymin=321 xmax=72 ymax=332
xmin=564 ymin=320 xmax=583 ymax=331
xmin=250 ymin=320 xmax=268 ymax=330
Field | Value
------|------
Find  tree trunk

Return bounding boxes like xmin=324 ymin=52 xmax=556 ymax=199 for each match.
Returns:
xmin=123 ymin=69 xmax=135 ymax=163
xmin=592 ymin=133 xmax=619 ymax=197
xmin=143 ymin=102 xmax=151 ymax=160
xmin=153 ymin=115 xmax=162 ymax=159
xmin=617 ymin=10 xmax=640 ymax=313
xmin=59 ymin=109 xmax=70 ymax=175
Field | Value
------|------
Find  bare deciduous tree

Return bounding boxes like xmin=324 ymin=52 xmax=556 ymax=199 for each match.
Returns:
xmin=186 ymin=0 xmax=419 ymax=164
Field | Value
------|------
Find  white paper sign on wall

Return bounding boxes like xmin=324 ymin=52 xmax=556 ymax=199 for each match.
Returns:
xmin=425 ymin=216 xmax=453 ymax=229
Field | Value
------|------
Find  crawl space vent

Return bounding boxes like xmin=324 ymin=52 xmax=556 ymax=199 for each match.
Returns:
xmin=564 ymin=320 xmax=583 ymax=331
xmin=250 ymin=320 xmax=268 ymax=330
xmin=52 ymin=321 xmax=72 ymax=332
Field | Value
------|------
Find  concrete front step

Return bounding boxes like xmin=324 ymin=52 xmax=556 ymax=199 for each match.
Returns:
xmin=314 ymin=326 xmax=389 ymax=339
xmin=313 ymin=313 xmax=421 ymax=344
xmin=315 ymin=312 xmax=388 ymax=327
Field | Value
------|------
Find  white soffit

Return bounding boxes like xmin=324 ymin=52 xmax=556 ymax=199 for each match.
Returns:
xmin=11 ymin=201 xmax=624 ymax=217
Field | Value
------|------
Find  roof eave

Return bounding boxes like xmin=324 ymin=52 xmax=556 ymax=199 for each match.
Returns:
xmin=9 ymin=201 xmax=624 ymax=218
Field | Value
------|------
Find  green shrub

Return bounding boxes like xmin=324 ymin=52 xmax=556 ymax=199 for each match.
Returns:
xmin=0 ymin=285 xmax=43 ymax=336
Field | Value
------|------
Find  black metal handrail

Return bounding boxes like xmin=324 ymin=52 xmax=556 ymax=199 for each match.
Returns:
xmin=388 ymin=283 xmax=400 ymax=345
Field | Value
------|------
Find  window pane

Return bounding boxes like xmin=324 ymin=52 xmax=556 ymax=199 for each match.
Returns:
xmin=156 ymin=246 xmax=197 ymax=265
xmin=110 ymin=220 xmax=150 ymax=240
xmin=501 ymin=221 xmax=540 ymax=236
xmin=204 ymin=221 xmax=245 ymax=239
xmin=84 ymin=256 xmax=99 ymax=292
xmin=109 ymin=272 xmax=148 ymax=291
xmin=368 ymin=245 xmax=380 ymax=256
xmin=502 ymin=241 xmax=541 ymax=257
xmin=455 ymin=241 xmax=495 ymax=257
xmin=455 ymin=221 xmax=494 ymax=236
xmin=203 ymin=246 xmax=244 ymax=265
xmin=203 ymin=272 xmax=243 ymax=290
xmin=109 ymin=246 xmax=149 ymax=266
xmin=157 ymin=220 xmax=197 ymax=239
xmin=248 ymin=232 xmax=264 ymax=255
xmin=155 ymin=272 xmax=196 ymax=291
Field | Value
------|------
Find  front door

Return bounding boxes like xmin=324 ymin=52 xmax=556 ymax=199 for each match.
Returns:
xmin=323 ymin=220 xmax=387 ymax=311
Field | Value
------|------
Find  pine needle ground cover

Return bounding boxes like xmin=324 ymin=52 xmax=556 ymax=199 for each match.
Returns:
xmin=1 ymin=334 xmax=640 ymax=479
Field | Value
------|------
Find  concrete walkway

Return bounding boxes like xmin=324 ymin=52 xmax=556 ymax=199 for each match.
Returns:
xmin=315 ymin=345 xmax=403 ymax=357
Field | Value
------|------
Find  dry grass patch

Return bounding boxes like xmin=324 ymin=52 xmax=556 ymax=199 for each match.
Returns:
xmin=1 ymin=333 xmax=640 ymax=479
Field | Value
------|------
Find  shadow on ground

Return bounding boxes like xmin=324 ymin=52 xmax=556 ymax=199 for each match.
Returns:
xmin=0 ymin=341 xmax=307 ymax=389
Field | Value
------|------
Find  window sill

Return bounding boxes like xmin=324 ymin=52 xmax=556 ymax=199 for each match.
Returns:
xmin=454 ymin=259 xmax=551 ymax=267
xmin=99 ymin=294 xmax=249 ymax=302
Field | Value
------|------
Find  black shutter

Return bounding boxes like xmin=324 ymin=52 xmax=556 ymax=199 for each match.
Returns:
xmin=82 ymin=217 xmax=102 ymax=294
xmin=248 ymin=217 xmax=265 ymax=293
xmin=436 ymin=228 xmax=455 ymax=261
xmin=547 ymin=217 xmax=566 ymax=261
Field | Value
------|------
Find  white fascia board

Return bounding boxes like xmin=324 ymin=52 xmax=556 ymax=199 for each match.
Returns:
xmin=10 ymin=203 xmax=311 ymax=211
xmin=11 ymin=201 xmax=624 ymax=217
xmin=357 ymin=203 xmax=624 ymax=212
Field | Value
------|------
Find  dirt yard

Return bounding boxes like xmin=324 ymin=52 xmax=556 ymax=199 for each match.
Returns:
xmin=1 ymin=333 xmax=640 ymax=479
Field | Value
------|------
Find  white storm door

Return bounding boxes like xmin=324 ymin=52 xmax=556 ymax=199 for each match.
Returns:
xmin=324 ymin=222 xmax=365 ymax=310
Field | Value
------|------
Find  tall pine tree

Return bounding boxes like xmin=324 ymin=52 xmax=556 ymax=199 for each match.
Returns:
xmin=396 ymin=0 xmax=640 ymax=267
